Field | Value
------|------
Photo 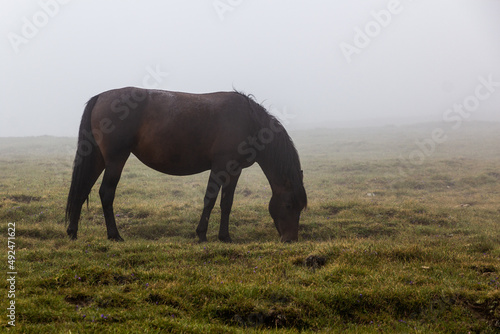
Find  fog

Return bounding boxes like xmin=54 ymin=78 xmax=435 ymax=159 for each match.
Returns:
xmin=1 ymin=0 xmax=499 ymax=137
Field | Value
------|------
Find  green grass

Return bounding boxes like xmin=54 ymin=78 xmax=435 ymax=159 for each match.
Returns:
xmin=1 ymin=122 xmax=500 ymax=333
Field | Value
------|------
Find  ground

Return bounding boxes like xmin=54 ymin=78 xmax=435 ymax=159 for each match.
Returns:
xmin=0 ymin=121 xmax=499 ymax=333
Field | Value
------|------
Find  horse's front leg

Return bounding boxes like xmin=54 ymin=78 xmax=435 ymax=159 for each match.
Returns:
xmin=196 ymin=171 xmax=221 ymax=242
xmin=218 ymin=173 xmax=241 ymax=243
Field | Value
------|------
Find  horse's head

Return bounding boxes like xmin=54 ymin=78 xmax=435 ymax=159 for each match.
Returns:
xmin=269 ymin=186 xmax=307 ymax=242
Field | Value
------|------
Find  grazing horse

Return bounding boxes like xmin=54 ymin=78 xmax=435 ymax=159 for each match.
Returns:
xmin=66 ymin=87 xmax=307 ymax=242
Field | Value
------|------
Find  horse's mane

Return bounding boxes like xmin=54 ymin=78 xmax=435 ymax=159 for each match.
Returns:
xmin=235 ymin=91 xmax=307 ymax=209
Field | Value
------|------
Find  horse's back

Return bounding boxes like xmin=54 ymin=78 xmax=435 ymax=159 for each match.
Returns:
xmin=90 ymin=87 xmax=256 ymax=175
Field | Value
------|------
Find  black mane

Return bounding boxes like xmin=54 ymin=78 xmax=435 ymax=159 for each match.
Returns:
xmin=236 ymin=91 xmax=307 ymax=209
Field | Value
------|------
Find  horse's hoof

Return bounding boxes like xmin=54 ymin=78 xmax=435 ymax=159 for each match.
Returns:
xmin=197 ymin=232 xmax=208 ymax=243
xmin=218 ymin=236 xmax=233 ymax=243
xmin=67 ymin=229 xmax=77 ymax=240
xmin=108 ymin=235 xmax=124 ymax=242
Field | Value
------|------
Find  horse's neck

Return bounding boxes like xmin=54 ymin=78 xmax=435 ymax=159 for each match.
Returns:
xmin=257 ymin=153 xmax=285 ymax=194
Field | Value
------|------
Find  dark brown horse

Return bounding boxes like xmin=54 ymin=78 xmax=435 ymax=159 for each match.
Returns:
xmin=66 ymin=87 xmax=307 ymax=242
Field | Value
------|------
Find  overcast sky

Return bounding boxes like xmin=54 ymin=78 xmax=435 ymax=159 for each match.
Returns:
xmin=1 ymin=0 xmax=499 ymax=136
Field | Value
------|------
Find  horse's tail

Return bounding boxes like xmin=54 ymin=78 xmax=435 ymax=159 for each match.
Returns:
xmin=65 ymin=95 xmax=103 ymax=224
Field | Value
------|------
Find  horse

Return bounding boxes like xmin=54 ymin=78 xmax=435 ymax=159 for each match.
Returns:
xmin=66 ymin=87 xmax=307 ymax=243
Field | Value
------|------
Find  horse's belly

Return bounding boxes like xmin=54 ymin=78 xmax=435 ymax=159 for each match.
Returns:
xmin=132 ymin=149 xmax=211 ymax=176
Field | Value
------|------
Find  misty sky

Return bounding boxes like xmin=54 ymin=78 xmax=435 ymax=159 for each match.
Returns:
xmin=1 ymin=0 xmax=499 ymax=137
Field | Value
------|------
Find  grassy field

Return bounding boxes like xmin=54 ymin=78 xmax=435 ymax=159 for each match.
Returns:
xmin=1 ymin=121 xmax=499 ymax=333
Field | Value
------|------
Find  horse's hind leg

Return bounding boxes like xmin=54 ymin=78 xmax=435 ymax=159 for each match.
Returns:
xmin=99 ymin=154 xmax=129 ymax=241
